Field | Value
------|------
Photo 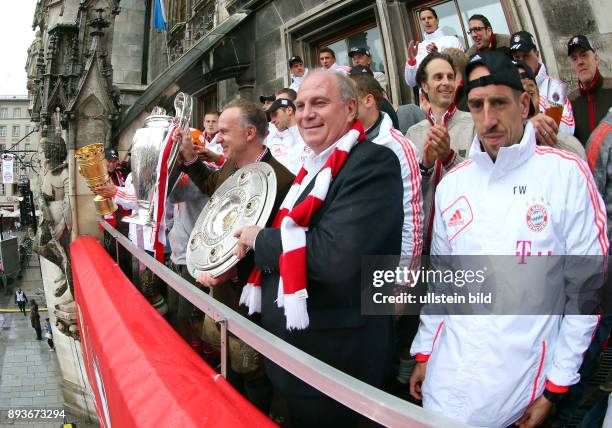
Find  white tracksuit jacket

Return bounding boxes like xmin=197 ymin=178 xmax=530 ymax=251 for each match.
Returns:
xmin=404 ymin=28 xmax=464 ymax=87
xmin=411 ymin=123 xmax=607 ymax=427
xmin=372 ymin=112 xmax=423 ymax=259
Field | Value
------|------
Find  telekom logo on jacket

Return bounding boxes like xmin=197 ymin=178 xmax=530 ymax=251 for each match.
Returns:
xmin=516 ymin=240 xmax=553 ymax=264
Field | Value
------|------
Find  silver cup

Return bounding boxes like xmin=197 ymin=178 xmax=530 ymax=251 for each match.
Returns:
xmin=122 ymin=113 xmax=173 ymax=225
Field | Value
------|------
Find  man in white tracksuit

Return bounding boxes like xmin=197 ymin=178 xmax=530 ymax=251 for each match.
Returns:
xmin=410 ymin=51 xmax=607 ymax=427
xmin=509 ymin=31 xmax=575 ymax=136
xmin=404 ymin=7 xmax=464 ymax=88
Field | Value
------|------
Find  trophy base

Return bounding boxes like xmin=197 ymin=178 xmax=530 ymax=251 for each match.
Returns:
xmin=122 ymin=207 xmax=155 ymax=226
xmin=94 ymin=196 xmax=117 ymax=216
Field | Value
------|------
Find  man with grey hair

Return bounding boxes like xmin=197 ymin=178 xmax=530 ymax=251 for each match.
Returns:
xmin=176 ymin=99 xmax=294 ymax=413
xmin=234 ymin=70 xmax=404 ymax=426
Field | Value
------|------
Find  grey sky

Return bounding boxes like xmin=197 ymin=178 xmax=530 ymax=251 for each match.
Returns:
xmin=0 ymin=0 xmax=37 ymax=95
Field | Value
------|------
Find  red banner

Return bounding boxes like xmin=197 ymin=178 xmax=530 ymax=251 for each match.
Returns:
xmin=71 ymin=236 xmax=276 ymax=427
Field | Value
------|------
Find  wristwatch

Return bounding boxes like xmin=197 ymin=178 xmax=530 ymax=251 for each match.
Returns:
xmin=419 ymin=162 xmax=434 ymax=177
xmin=543 ymin=389 xmax=565 ymax=404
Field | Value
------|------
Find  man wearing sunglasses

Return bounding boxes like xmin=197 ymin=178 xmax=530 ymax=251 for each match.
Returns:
xmin=465 ymin=14 xmax=510 ymax=57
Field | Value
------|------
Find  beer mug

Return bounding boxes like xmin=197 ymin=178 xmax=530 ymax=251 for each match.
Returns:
xmin=544 ymin=79 xmax=567 ymax=127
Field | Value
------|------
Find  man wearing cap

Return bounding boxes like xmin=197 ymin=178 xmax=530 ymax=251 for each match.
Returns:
xmin=465 ymin=14 xmax=510 ymax=57
xmin=513 ymin=60 xmax=586 ymax=158
xmin=318 ymin=47 xmax=350 ymax=75
xmin=409 ymin=51 xmax=605 ymax=427
xmin=404 ymin=7 xmax=464 ymax=88
xmin=288 ymin=56 xmax=309 ymax=92
xmin=407 ymin=52 xmax=475 ymax=254
xmin=265 ymin=98 xmax=311 ymax=175
xmin=510 ymin=30 xmax=576 ymax=136
xmin=349 ymin=47 xmax=387 ymax=89
xmin=568 ymin=35 xmax=612 ymax=145
xmin=349 ymin=65 xmax=400 ymax=130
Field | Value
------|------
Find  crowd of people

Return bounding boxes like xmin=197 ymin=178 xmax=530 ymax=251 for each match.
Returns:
xmin=92 ymin=7 xmax=612 ymax=428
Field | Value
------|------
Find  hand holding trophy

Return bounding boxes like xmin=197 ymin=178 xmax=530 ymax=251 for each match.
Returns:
xmin=74 ymin=143 xmax=117 ymax=216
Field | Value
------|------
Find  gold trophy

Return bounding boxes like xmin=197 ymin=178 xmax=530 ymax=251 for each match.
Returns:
xmin=75 ymin=143 xmax=118 ymax=216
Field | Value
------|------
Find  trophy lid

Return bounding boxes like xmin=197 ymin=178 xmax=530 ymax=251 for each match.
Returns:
xmin=186 ymin=162 xmax=278 ymax=279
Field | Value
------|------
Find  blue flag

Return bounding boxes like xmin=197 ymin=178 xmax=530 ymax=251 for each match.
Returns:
xmin=153 ymin=0 xmax=167 ymax=31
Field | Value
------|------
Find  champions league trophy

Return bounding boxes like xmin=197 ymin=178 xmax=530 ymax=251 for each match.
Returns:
xmin=74 ymin=143 xmax=117 ymax=216
xmin=122 ymin=107 xmax=173 ymax=225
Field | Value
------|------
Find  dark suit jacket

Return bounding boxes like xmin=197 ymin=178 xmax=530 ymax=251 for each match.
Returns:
xmin=181 ymin=150 xmax=295 ymax=313
xmin=254 ymin=139 xmax=404 ymax=396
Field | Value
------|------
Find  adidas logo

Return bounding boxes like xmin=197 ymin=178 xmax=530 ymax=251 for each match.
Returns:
xmin=448 ymin=209 xmax=464 ymax=227
xmin=471 ymin=54 xmax=482 ymax=62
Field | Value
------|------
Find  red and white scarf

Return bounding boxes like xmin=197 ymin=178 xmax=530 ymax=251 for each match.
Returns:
xmin=240 ymin=121 xmax=365 ymax=330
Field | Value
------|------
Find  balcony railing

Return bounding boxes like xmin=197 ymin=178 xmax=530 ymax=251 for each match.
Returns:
xmin=100 ymin=220 xmax=471 ymax=428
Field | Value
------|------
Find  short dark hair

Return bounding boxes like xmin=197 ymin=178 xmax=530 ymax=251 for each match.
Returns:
xmin=416 ymin=52 xmax=455 ymax=87
xmin=319 ymin=47 xmax=336 ymax=59
xmin=419 ymin=7 xmax=438 ymax=20
xmin=223 ymin=99 xmax=268 ymax=140
xmin=468 ymin=14 xmax=491 ymax=29
xmin=276 ymin=88 xmax=297 ymax=101
xmin=350 ymin=74 xmax=384 ymax=110
xmin=204 ymin=111 xmax=220 ymax=118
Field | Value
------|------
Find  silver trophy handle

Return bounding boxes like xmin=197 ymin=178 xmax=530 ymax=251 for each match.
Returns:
xmin=167 ymin=92 xmax=193 ymax=189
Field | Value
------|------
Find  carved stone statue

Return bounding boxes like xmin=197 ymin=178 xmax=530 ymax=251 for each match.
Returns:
xmin=25 ymin=31 xmax=42 ymax=92
xmin=34 ymin=133 xmax=78 ymax=340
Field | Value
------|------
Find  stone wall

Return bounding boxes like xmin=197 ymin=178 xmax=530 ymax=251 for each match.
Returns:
xmin=111 ymin=0 xmax=146 ymax=85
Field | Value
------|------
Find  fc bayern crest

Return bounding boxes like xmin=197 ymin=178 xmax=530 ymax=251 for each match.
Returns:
xmin=526 ymin=204 xmax=548 ymax=232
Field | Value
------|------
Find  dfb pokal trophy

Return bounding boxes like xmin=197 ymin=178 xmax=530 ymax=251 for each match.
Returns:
xmin=75 ymin=143 xmax=117 ymax=216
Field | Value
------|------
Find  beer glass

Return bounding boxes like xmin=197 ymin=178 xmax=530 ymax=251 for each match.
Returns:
xmin=544 ymin=79 xmax=567 ymax=126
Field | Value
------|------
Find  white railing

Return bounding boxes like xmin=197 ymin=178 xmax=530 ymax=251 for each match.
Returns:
xmin=100 ymin=221 xmax=470 ymax=428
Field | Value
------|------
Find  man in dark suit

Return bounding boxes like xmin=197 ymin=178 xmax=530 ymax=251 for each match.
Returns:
xmin=177 ymin=98 xmax=294 ymax=413
xmin=235 ymin=71 xmax=404 ymax=427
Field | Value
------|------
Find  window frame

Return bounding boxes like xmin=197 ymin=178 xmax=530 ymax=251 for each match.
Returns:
xmin=13 ymin=108 xmax=20 ymax=119
xmin=0 ymin=108 xmax=7 ymax=119
xmin=12 ymin=126 xmax=20 ymax=138
xmin=0 ymin=126 xmax=6 ymax=138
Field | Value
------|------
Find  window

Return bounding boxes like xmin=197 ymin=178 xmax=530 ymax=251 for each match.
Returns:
xmin=319 ymin=22 xmax=386 ymax=73
xmin=13 ymin=108 xmax=20 ymax=118
xmin=25 ymin=143 xmax=31 ymax=152
xmin=409 ymin=0 xmax=511 ymax=49
xmin=196 ymin=88 xmax=218 ymax=130
xmin=0 ymin=108 xmax=7 ymax=119
xmin=25 ymin=125 xmax=32 ymax=134
xmin=0 ymin=184 xmax=5 ymax=195
xmin=12 ymin=126 xmax=19 ymax=138
xmin=0 ymin=144 xmax=5 ymax=152
xmin=168 ymin=0 xmax=187 ymax=28
xmin=0 ymin=127 xmax=5 ymax=137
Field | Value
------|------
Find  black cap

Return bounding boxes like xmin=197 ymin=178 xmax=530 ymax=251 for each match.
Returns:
xmin=465 ymin=51 xmax=525 ymax=94
xmin=348 ymin=47 xmax=371 ymax=57
xmin=267 ymin=98 xmax=296 ymax=115
xmin=259 ymin=94 xmax=276 ymax=104
xmin=288 ymin=56 xmax=303 ymax=67
xmin=511 ymin=59 xmax=536 ymax=82
xmin=104 ymin=148 xmax=119 ymax=160
xmin=567 ymin=35 xmax=594 ymax=56
xmin=509 ymin=31 xmax=537 ymax=53
xmin=511 ymin=60 xmax=537 ymax=117
xmin=349 ymin=65 xmax=374 ymax=76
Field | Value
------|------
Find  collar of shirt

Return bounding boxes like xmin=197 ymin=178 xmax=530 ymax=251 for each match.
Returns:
xmin=423 ymin=28 xmax=445 ymax=41
xmin=365 ymin=112 xmax=384 ymax=140
xmin=469 ymin=121 xmax=536 ymax=180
